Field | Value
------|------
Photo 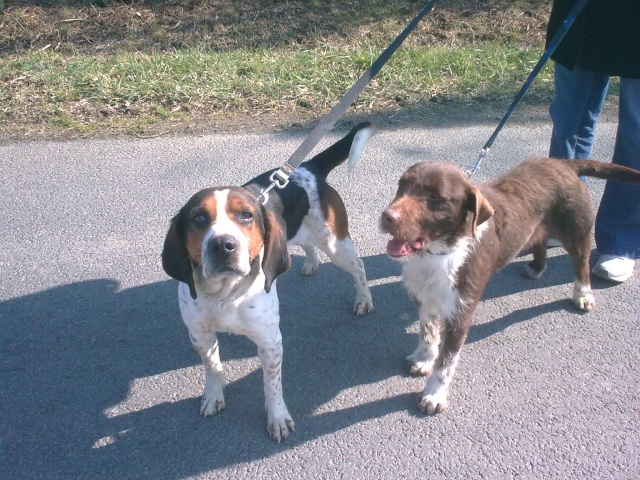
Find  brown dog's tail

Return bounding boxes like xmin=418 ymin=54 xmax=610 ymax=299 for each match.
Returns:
xmin=571 ymin=159 xmax=640 ymax=184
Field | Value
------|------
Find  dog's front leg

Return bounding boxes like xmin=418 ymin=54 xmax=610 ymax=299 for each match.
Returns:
xmin=406 ymin=304 xmax=442 ymax=376
xmin=417 ymin=315 xmax=470 ymax=415
xmin=252 ymin=328 xmax=294 ymax=442
xmin=189 ymin=330 xmax=226 ymax=416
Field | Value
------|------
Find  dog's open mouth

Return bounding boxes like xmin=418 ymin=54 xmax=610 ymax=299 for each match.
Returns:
xmin=386 ymin=237 xmax=426 ymax=258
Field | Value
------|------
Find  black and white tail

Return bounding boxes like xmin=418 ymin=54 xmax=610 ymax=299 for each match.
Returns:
xmin=302 ymin=122 xmax=377 ymax=179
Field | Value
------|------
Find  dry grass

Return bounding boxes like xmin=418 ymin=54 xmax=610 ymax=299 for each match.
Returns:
xmin=1 ymin=0 xmax=548 ymax=54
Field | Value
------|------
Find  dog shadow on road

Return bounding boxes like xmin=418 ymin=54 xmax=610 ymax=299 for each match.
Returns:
xmin=2 ymin=249 xmax=604 ymax=478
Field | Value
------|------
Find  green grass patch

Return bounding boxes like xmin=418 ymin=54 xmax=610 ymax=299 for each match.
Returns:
xmin=1 ymin=43 xmax=553 ymax=136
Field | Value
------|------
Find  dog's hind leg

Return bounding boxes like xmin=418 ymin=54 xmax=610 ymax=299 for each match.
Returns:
xmin=523 ymin=242 xmax=548 ymax=279
xmin=300 ymin=244 xmax=320 ymax=276
xmin=320 ymin=235 xmax=374 ymax=315
xmin=554 ymin=199 xmax=596 ymax=311
xmin=305 ymin=184 xmax=373 ymax=314
xmin=567 ymin=234 xmax=596 ymax=311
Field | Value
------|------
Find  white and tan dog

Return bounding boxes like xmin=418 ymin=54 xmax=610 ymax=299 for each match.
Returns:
xmin=162 ymin=123 xmax=375 ymax=441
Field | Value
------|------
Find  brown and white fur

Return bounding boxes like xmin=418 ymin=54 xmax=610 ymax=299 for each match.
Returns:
xmin=380 ymin=157 xmax=640 ymax=415
xmin=162 ymin=122 xmax=375 ymax=441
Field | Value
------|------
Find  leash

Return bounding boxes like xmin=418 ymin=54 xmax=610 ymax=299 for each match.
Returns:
xmin=257 ymin=0 xmax=440 ymax=204
xmin=464 ymin=0 xmax=590 ymax=176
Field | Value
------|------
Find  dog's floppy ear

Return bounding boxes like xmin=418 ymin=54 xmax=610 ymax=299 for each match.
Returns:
xmin=260 ymin=206 xmax=291 ymax=293
xmin=465 ymin=186 xmax=494 ymax=238
xmin=162 ymin=214 xmax=197 ymax=299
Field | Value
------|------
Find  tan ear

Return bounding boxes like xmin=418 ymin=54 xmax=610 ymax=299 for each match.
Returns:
xmin=162 ymin=215 xmax=197 ymax=299
xmin=261 ymin=207 xmax=291 ymax=292
xmin=466 ymin=186 xmax=494 ymax=238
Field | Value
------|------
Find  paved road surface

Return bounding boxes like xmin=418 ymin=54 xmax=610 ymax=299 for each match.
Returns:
xmin=2 ymin=111 xmax=638 ymax=479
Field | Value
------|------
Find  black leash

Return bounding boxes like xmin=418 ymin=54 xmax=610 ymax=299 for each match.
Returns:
xmin=465 ymin=0 xmax=590 ymax=176
xmin=258 ymin=0 xmax=440 ymax=203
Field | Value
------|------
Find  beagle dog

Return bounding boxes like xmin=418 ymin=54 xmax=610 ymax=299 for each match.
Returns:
xmin=162 ymin=122 xmax=376 ymax=441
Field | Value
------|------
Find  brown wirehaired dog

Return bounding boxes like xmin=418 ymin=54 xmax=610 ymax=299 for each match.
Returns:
xmin=380 ymin=157 xmax=640 ymax=414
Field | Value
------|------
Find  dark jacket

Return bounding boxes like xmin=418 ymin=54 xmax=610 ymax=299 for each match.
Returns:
xmin=547 ymin=0 xmax=640 ymax=79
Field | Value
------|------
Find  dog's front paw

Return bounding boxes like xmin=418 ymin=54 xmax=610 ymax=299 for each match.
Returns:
xmin=406 ymin=346 xmax=435 ymax=376
xmin=418 ymin=376 xmax=449 ymax=414
xmin=200 ymin=391 xmax=226 ymax=416
xmin=573 ymin=283 xmax=596 ymax=311
xmin=353 ymin=293 xmax=374 ymax=315
xmin=418 ymin=393 xmax=448 ymax=415
xmin=301 ymin=261 xmax=319 ymax=276
xmin=266 ymin=407 xmax=295 ymax=443
xmin=406 ymin=356 xmax=432 ymax=376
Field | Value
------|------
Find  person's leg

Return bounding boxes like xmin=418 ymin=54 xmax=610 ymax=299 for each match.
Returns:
xmin=549 ymin=63 xmax=610 ymax=160
xmin=547 ymin=63 xmax=610 ymax=247
xmin=593 ymin=77 xmax=640 ymax=282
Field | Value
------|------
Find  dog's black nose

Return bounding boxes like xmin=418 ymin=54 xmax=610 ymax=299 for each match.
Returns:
xmin=381 ymin=209 xmax=400 ymax=226
xmin=210 ymin=235 xmax=237 ymax=254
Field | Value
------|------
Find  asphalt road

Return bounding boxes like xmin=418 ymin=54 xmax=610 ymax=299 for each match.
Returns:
xmin=2 ymin=110 xmax=639 ymax=479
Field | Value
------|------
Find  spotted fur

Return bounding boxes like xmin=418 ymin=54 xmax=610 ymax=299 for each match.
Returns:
xmin=162 ymin=122 xmax=376 ymax=441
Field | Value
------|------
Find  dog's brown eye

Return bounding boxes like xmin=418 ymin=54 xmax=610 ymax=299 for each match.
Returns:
xmin=192 ymin=214 xmax=208 ymax=225
xmin=238 ymin=211 xmax=254 ymax=224
xmin=429 ymin=192 xmax=443 ymax=202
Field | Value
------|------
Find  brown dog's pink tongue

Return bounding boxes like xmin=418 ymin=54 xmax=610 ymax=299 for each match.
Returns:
xmin=387 ymin=239 xmax=411 ymax=257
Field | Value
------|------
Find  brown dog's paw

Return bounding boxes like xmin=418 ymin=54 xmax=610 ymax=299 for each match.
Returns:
xmin=522 ymin=264 xmax=546 ymax=279
xmin=417 ymin=393 xmax=448 ymax=415
xmin=407 ymin=359 xmax=431 ymax=377
xmin=406 ymin=349 xmax=434 ymax=376
xmin=573 ymin=282 xmax=596 ymax=311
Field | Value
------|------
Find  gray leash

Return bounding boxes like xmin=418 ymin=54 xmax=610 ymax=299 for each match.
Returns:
xmin=258 ymin=0 xmax=440 ymax=204
xmin=465 ymin=0 xmax=590 ymax=176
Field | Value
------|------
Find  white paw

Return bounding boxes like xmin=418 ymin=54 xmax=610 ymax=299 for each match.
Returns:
xmin=200 ymin=392 xmax=226 ymax=416
xmin=300 ymin=261 xmax=319 ymax=276
xmin=417 ymin=381 xmax=449 ymax=414
xmin=418 ymin=394 xmax=448 ymax=414
xmin=573 ymin=282 xmax=596 ymax=311
xmin=574 ymin=292 xmax=596 ymax=311
xmin=406 ymin=354 xmax=432 ymax=376
xmin=406 ymin=344 xmax=436 ymax=376
xmin=353 ymin=300 xmax=373 ymax=315
xmin=266 ymin=407 xmax=295 ymax=443
xmin=353 ymin=292 xmax=374 ymax=315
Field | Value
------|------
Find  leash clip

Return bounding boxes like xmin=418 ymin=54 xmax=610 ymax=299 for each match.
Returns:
xmin=257 ymin=165 xmax=295 ymax=205
xmin=465 ymin=147 xmax=489 ymax=177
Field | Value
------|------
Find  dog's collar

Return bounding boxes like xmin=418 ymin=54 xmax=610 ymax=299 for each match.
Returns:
xmin=423 ymin=240 xmax=451 ymax=256
xmin=425 ymin=248 xmax=449 ymax=256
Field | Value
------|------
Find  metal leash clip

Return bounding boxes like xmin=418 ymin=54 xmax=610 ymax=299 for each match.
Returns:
xmin=257 ymin=164 xmax=296 ymax=205
xmin=465 ymin=147 xmax=489 ymax=177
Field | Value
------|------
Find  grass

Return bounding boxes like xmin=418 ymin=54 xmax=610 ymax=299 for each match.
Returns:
xmin=0 ymin=0 xmax=556 ymax=138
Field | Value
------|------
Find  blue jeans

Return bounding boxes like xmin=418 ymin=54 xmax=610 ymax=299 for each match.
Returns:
xmin=549 ymin=63 xmax=640 ymax=259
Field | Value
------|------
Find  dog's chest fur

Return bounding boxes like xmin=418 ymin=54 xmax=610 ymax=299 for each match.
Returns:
xmin=178 ymin=278 xmax=279 ymax=337
xmin=401 ymin=237 xmax=476 ymax=321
